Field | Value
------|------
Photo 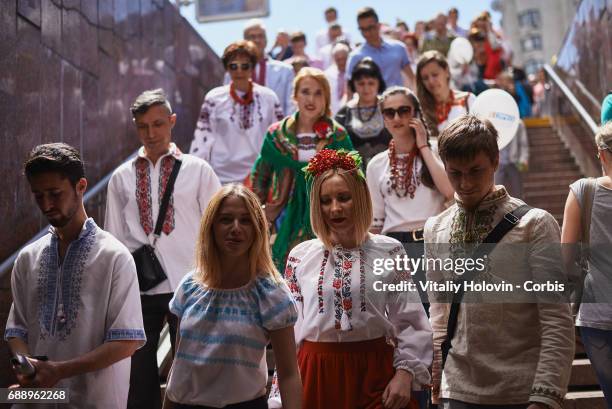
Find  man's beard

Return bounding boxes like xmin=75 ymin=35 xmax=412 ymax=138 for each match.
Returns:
xmin=46 ymin=199 xmax=79 ymax=228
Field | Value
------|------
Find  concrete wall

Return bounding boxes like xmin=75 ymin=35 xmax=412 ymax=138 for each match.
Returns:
xmin=0 ymin=0 xmax=223 ymax=388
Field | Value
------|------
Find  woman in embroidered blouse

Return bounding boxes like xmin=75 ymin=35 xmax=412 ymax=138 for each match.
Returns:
xmin=367 ymin=87 xmax=453 ymax=314
xmin=335 ymin=58 xmax=391 ymax=164
xmin=251 ymin=67 xmax=354 ymax=271
xmin=189 ymin=40 xmax=284 ymax=184
xmin=163 ymin=184 xmax=302 ymax=409
xmin=416 ymin=51 xmax=476 ymax=138
xmin=269 ymin=150 xmax=432 ymax=409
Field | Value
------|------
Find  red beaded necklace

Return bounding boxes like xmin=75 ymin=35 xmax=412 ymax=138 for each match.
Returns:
xmin=230 ymin=80 xmax=254 ymax=105
xmin=435 ymin=89 xmax=455 ymax=124
xmin=388 ymin=140 xmax=419 ymax=198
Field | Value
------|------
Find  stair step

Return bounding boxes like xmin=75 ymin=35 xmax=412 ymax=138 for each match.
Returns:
xmin=563 ymin=390 xmax=607 ymax=409
xmin=569 ymin=359 xmax=600 ymax=387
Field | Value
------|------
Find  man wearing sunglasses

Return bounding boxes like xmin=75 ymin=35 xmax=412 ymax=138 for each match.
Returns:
xmin=222 ymin=19 xmax=295 ymax=116
xmin=346 ymin=7 xmax=416 ymax=95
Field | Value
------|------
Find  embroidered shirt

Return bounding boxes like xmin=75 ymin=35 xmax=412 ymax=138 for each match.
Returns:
xmin=5 ymin=218 xmax=146 ymax=409
xmin=165 ymin=274 xmax=297 ymax=407
xmin=105 ymin=144 xmax=221 ymax=295
xmin=367 ymin=149 xmax=446 ymax=233
xmin=424 ymin=187 xmax=574 ymax=409
xmin=189 ymin=83 xmax=284 ymax=184
xmin=436 ymin=92 xmax=476 ymax=134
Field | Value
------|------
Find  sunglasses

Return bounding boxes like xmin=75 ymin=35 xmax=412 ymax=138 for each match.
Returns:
xmin=381 ymin=105 xmax=414 ymax=120
xmin=228 ymin=63 xmax=252 ymax=71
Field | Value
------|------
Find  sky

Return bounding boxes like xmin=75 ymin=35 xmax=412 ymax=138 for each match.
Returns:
xmin=178 ymin=0 xmax=501 ymax=57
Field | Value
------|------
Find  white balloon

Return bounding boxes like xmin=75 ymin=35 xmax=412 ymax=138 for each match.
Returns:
xmin=448 ymin=37 xmax=473 ymax=65
xmin=471 ymin=89 xmax=520 ymax=150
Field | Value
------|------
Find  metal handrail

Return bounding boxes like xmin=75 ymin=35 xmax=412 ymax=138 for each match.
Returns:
xmin=0 ymin=149 xmax=139 ymax=279
xmin=543 ymin=64 xmax=599 ymax=135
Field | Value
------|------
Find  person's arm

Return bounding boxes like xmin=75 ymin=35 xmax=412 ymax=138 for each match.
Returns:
xmin=561 ymin=188 xmax=583 ymax=292
xmin=15 ymin=341 xmax=140 ymax=388
xmin=197 ymin=160 xmax=222 ymax=214
xmin=104 ymin=173 xmax=128 ymax=241
xmin=162 ymin=320 xmax=181 ymax=409
xmin=528 ymin=211 xmax=575 ymax=409
xmin=269 ymin=327 xmax=302 ymax=409
xmin=411 ymin=118 xmax=454 ymax=200
xmin=189 ymin=92 xmax=217 ymax=161
xmin=283 ymin=67 xmax=296 ymax=115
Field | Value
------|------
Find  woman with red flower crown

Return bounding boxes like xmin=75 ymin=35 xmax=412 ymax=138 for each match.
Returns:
xmin=251 ymin=67 xmax=354 ymax=272
xmin=189 ymin=40 xmax=284 ymax=184
xmin=268 ymin=149 xmax=432 ymax=409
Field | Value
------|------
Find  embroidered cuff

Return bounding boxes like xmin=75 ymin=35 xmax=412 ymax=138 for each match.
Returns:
xmin=4 ymin=327 xmax=27 ymax=342
xmin=530 ymin=385 xmax=564 ymax=409
xmin=395 ymin=361 xmax=431 ymax=389
xmin=105 ymin=329 xmax=147 ymax=342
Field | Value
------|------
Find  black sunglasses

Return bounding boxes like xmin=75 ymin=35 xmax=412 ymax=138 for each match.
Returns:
xmin=381 ymin=105 xmax=414 ymax=120
xmin=228 ymin=63 xmax=252 ymax=71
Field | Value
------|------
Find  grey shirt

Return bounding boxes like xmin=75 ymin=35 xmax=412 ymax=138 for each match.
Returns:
xmin=570 ymin=178 xmax=612 ymax=330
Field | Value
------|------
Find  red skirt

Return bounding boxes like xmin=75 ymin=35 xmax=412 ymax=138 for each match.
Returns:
xmin=298 ymin=337 xmax=419 ymax=409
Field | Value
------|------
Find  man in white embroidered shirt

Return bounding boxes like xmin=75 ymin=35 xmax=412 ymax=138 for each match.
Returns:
xmin=104 ymin=89 xmax=221 ymax=409
xmin=5 ymin=143 xmax=146 ymax=408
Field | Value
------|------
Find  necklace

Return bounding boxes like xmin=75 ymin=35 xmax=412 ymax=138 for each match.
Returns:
xmin=435 ymin=89 xmax=455 ymax=124
xmin=388 ymin=140 xmax=419 ymax=198
xmin=355 ymin=104 xmax=378 ymax=123
xmin=230 ymin=80 xmax=254 ymax=105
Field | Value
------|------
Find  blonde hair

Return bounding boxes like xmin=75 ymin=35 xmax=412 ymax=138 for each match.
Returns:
xmin=309 ymin=169 xmax=373 ymax=248
xmin=194 ymin=184 xmax=280 ymax=288
xmin=293 ymin=67 xmax=332 ymax=118
xmin=596 ymin=122 xmax=612 ymax=151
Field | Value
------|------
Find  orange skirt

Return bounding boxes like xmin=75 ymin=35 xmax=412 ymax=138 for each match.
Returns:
xmin=298 ymin=337 xmax=419 ymax=409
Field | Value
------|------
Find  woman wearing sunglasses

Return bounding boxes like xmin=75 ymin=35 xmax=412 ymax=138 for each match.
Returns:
xmin=366 ymin=86 xmax=453 ymax=321
xmin=415 ymin=51 xmax=476 ymax=138
xmin=189 ymin=40 xmax=284 ymax=184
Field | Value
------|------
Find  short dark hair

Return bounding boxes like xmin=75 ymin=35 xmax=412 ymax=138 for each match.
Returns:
xmin=449 ymin=7 xmax=459 ymax=15
xmin=130 ymin=88 xmax=172 ymax=117
xmin=356 ymin=7 xmax=378 ymax=22
xmin=438 ymin=115 xmax=499 ymax=164
xmin=324 ymin=7 xmax=337 ymax=15
xmin=24 ymin=143 xmax=85 ymax=185
xmin=290 ymin=31 xmax=307 ymax=44
xmin=221 ymin=40 xmax=258 ymax=69
xmin=349 ymin=57 xmax=386 ymax=94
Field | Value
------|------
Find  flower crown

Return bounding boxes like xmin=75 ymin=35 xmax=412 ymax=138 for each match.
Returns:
xmin=302 ymin=149 xmax=365 ymax=182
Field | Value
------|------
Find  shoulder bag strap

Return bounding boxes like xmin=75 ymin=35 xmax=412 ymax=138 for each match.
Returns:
xmin=441 ymin=204 xmax=532 ymax=369
xmin=153 ymin=159 xmax=182 ymax=243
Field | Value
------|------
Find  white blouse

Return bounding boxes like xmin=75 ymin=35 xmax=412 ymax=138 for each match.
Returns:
xmin=284 ymin=235 xmax=431 ymax=382
xmin=437 ymin=93 xmax=477 ymax=134
xmin=367 ymin=150 xmax=447 ymax=233
xmin=189 ymin=83 xmax=284 ymax=184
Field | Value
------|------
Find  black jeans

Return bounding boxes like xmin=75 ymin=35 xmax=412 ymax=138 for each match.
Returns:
xmin=128 ymin=293 xmax=178 ymax=409
xmin=441 ymin=400 xmax=528 ymax=409
xmin=174 ymin=396 xmax=268 ymax=409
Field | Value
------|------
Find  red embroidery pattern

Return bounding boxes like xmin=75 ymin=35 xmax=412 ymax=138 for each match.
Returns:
xmin=285 ymin=256 xmax=303 ymax=303
xmin=135 ymin=158 xmax=153 ymax=235
xmin=317 ymin=251 xmax=329 ymax=313
xmin=333 ymin=248 xmax=355 ymax=330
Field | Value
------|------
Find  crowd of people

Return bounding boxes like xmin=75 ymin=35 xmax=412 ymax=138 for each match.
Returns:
xmin=4 ymin=4 xmax=612 ymax=409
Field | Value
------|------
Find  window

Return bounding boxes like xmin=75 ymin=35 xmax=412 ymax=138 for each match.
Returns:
xmin=520 ymin=35 xmax=543 ymax=52
xmin=518 ymin=9 xmax=541 ymax=29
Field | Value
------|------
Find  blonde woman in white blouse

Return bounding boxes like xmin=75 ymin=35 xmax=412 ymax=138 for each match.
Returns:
xmin=269 ymin=149 xmax=432 ymax=409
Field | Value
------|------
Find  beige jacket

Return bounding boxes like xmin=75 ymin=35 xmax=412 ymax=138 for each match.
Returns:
xmin=424 ymin=187 xmax=574 ymax=409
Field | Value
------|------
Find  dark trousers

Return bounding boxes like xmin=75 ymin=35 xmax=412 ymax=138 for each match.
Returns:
xmin=128 ymin=293 xmax=178 ymax=409
xmin=441 ymin=400 xmax=528 ymax=409
xmin=174 ymin=396 xmax=268 ymax=409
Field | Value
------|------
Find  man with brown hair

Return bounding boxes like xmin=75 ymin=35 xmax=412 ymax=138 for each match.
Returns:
xmin=424 ymin=115 xmax=574 ymax=409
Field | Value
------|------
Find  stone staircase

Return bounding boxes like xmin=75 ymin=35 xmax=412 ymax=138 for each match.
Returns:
xmin=522 ymin=118 xmax=583 ymax=224
xmin=521 ymin=119 xmax=606 ymax=408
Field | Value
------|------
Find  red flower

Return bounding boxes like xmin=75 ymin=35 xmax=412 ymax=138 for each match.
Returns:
xmin=343 ymin=260 xmax=352 ymax=270
xmin=313 ymin=121 xmax=333 ymax=140
xmin=333 ymin=279 xmax=342 ymax=289
xmin=284 ymin=266 xmax=293 ymax=278
xmin=343 ymin=299 xmax=352 ymax=310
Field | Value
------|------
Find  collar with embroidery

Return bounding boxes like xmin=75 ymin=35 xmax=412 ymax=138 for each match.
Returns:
xmin=136 ymin=143 xmax=182 ymax=164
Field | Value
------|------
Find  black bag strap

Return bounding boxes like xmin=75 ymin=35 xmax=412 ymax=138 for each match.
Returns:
xmin=441 ymin=204 xmax=532 ymax=369
xmin=153 ymin=159 xmax=182 ymax=242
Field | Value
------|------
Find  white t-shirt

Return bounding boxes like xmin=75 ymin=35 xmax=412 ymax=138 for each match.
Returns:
xmin=166 ymin=274 xmax=297 ymax=407
xmin=105 ymin=145 xmax=221 ymax=295
xmin=366 ymin=149 xmax=447 ymax=233
xmin=5 ymin=219 xmax=146 ymax=409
